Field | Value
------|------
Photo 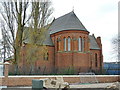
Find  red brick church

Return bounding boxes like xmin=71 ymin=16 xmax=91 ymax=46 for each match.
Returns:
xmin=21 ymin=11 xmax=103 ymax=74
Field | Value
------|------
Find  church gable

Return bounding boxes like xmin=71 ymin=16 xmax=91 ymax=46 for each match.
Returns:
xmin=89 ymin=35 xmax=100 ymax=50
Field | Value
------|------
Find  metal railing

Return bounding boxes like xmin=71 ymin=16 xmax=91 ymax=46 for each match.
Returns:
xmin=79 ymin=72 xmax=98 ymax=84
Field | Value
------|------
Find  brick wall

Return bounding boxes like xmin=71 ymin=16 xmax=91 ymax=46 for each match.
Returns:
xmin=0 ymin=75 xmax=119 ymax=86
xmin=90 ymin=49 xmax=102 ymax=70
xmin=51 ymin=30 xmax=102 ymax=72
xmin=51 ymin=30 xmax=90 ymax=70
xmin=13 ymin=45 xmax=55 ymax=74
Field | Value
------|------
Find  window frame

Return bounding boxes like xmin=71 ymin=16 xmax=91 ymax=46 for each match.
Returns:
xmin=95 ymin=53 xmax=97 ymax=67
xmin=64 ymin=37 xmax=67 ymax=51
xmin=44 ymin=52 xmax=49 ymax=60
xmin=78 ymin=37 xmax=82 ymax=52
xmin=68 ymin=37 xmax=71 ymax=51
xmin=57 ymin=38 xmax=61 ymax=51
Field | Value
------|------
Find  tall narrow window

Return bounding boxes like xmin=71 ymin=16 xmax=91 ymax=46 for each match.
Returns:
xmin=64 ymin=38 xmax=66 ymax=51
xmin=44 ymin=52 xmax=49 ymax=60
xmin=95 ymin=54 xmax=97 ymax=67
xmin=57 ymin=38 xmax=61 ymax=51
xmin=68 ymin=37 xmax=71 ymax=51
xmin=78 ymin=37 xmax=82 ymax=51
xmin=57 ymin=41 xmax=59 ymax=51
xmin=82 ymin=38 xmax=85 ymax=52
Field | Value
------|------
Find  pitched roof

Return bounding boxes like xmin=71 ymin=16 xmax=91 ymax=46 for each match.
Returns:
xmin=49 ymin=11 xmax=88 ymax=34
xmin=22 ymin=27 xmax=54 ymax=46
xmin=89 ymin=35 xmax=100 ymax=50
xmin=42 ymin=32 xmax=54 ymax=46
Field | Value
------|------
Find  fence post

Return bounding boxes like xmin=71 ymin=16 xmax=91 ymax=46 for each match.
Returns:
xmin=4 ymin=62 xmax=10 ymax=86
xmin=4 ymin=62 xmax=10 ymax=77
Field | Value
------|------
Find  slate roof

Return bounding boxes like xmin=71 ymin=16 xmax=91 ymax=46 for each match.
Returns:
xmin=22 ymin=12 xmax=100 ymax=49
xmin=49 ymin=11 xmax=88 ymax=34
xmin=43 ymin=33 xmax=54 ymax=46
xmin=89 ymin=35 xmax=100 ymax=50
xmin=22 ymin=27 xmax=54 ymax=46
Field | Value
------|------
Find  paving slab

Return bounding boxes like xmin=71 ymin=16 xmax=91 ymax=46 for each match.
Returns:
xmin=70 ymin=83 xmax=114 ymax=88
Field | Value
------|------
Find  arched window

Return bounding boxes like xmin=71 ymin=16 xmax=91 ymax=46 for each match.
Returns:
xmin=82 ymin=38 xmax=85 ymax=52
xmin=68 ymin=37 xmax=71 ymax=51
xmin=57 ymin=41 xmax=59 ymax=51
xmin=64 ymin=38 xmax=66 ymax=51
xmin=95 ymin=53 xmax=97 ymax=67
xmin=78 ymin=37 xmax=82 ymax=51
xmin=44 ymin=52 xmax=49 ymax=60
xmin=57 ymin=38 xmax=61 ymax=51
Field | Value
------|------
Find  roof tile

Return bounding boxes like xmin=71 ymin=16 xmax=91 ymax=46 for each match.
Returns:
xmin=49 ymin=11 xmax=88 ymax=34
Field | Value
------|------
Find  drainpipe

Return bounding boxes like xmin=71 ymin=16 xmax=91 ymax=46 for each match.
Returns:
xmin=72 ymin=37 xmax=74 ymax=67
xmin=54 ymin=34 xmax=56 ymax=73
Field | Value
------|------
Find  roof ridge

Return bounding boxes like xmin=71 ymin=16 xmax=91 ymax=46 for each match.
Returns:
xmin=72 ymin=12 xmax=87 ymax=31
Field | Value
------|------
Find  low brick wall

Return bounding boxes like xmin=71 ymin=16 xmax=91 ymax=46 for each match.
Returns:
xmin=64 ymin=75 xmax=119 ymax=83
xmin=0 ymin=75 xmax=119 ymax=87
xmin=5 ymin=76 xmax=55 ymax=86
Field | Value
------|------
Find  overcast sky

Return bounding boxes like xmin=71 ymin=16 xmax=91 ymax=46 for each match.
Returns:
xmin=51 ymin=0 xmax=118 ymax=62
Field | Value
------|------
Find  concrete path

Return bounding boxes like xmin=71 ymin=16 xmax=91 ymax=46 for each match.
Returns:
xmin=1 ymin=82 xmax=119 ymax=90
xmin=70 ymin=83 xmax=113 ymax=88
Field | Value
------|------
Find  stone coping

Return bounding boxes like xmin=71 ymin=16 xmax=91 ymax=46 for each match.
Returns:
xmin=7 ymin=75 xmax=119 ymax=77
xmin=0 ymin=62 xmax=10 ymax=65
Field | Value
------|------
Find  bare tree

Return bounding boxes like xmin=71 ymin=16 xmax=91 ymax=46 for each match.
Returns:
xmin=29 ymin=1 xmax=53 ymax=44
xmin=0 ymin=2 xmax=15 ymax=63
xmin=14 ymin=1 xmax=32 ymax=65
xmin=24 ymin=1 xmax=53 ymax=74
xmin=111 ymin=34 xmax=120 ymax=62
xmin=0 ymin=22 xmax=13 ymax=62
xmin=0 ymin=0 xmax=53 ymax=74
xmin=0 ymin=1 xmax=32 ymax=74
xmin=0 ymin=1 xmax=31 ymax=64
xmin=0 ymin=16 xmax=13 ymax=63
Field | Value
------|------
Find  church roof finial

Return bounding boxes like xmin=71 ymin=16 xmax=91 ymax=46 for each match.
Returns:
xmin=72 ymin=6 xmax=74 ymax=12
